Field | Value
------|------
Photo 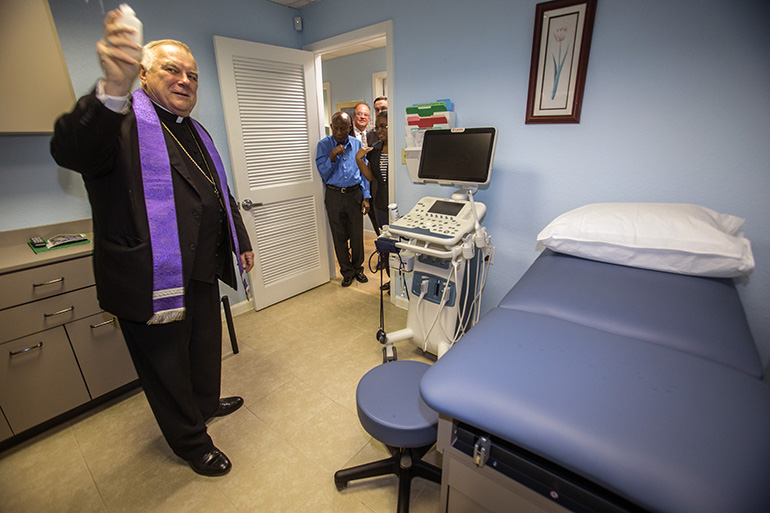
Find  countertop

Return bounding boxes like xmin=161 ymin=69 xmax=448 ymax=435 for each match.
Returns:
xmin=0 ymin=219 xmax=94 ymax=274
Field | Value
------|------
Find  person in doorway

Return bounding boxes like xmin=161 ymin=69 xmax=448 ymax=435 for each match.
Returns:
xmin=50 ymin=9 xmax=254 ymax=477
xmin=373 ymin=96 xmax=388 ymax=117
xmin=350 ymin=102 xmax=381 ymax=233
xmin=315 ymin=111 xmax=371 ymax=287
xmin=350 ymin=102 xmax=376 ymax=146
xmin=356 ymin=110 xmax=390 ymax=289
xmin=356 ymin=110 xmax=389 ymax=233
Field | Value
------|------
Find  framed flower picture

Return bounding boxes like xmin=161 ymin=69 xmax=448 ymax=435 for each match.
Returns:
xmin=525 ymin=0 xmax=597 ymax=124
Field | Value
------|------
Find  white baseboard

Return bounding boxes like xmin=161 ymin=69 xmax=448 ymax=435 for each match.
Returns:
xmin=222 ymin=298 xmax=253 ymax=317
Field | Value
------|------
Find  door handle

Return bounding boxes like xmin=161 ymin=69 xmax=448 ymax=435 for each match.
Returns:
xmin=241 ymin=199 xmax=263 ymax=211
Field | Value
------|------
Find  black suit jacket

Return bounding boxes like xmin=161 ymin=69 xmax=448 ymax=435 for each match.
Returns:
xmin=51 ymin=91 xmax=252 ymax=323
xmin=366 ymin=128 xmax=379 ymax=146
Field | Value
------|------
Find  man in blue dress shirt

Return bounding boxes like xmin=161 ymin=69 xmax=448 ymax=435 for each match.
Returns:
xmin=315 ymin=112 xmax=371 ymax=287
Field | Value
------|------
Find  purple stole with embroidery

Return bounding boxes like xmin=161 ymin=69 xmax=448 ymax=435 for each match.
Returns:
xmin=132 ymin=89 xmax=248 ymax=324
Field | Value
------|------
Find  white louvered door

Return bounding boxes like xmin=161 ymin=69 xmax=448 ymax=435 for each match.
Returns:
xmin=214 ymin=36 xmax=330 ymax=310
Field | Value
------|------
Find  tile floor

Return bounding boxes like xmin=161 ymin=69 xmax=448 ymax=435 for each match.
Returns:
xmin=0 ymin=236 xmax=441 ymax=513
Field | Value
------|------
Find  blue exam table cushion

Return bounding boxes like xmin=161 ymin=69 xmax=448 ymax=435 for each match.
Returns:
xmin=421 ymin=308 xmax=770 ymax=513
xmin=499 ymin=249 xmax=761 ymax=378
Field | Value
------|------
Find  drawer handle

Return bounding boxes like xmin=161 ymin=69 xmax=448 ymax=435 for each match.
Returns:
xmin=10 ymin=342 xmax=44 ymax=357
xmin=33 ymin=277 xmax=65 ymax=287
xmin=44 ymin=306 xmax=74 ymax=318
xmin=90 ymin=318 xmax=117 ymax=329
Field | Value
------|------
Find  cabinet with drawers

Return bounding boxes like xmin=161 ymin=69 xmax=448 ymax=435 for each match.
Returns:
xmin=0 ymin=326 xmax=91 ymax=435
xmin=0 ymin=221 xmax=138 ymax=442
xmin=65 ymin=311 xmax=138 ymax=399
xmin=0 ymin=407 xmax=12 ymax=441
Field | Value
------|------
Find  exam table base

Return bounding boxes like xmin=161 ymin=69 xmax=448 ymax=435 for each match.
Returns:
xmin=437 ymin=418 xmax=645 ymax=513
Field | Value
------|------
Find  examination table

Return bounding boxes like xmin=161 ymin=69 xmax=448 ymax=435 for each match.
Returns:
xmin=420 ymin=249 xmax=770 ymax=513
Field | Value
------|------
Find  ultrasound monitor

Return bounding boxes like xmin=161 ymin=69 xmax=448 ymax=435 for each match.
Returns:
xmin=417 ymin=127 xmax=497 ymax=187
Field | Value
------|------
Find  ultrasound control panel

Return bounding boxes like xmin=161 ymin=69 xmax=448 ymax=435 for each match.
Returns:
xmin=388 ymin=197 xmax=486 ymax=246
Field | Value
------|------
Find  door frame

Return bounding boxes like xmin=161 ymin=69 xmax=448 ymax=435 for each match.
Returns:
xmin=303 ymin=20 xmax=395 ymax=278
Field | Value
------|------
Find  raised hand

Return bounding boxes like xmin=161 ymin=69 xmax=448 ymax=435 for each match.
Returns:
xmin=96 ymin=8 xmax=142 ymax=96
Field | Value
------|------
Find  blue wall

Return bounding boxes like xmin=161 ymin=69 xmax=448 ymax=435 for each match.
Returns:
xmin=300 ymin=0 xmax=770 ymax=366
xmin=1 ymin=0 xmax=768 ymax=367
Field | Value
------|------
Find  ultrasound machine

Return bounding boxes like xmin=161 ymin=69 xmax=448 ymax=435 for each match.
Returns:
xmin=376 ymin=127 xmax=497 ymax=361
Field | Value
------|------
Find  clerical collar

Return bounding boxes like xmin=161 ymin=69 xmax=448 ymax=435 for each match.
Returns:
xmin=151 ymin=100 xmax=186 ymax=124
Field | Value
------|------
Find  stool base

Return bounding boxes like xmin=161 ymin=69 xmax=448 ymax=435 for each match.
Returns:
xmin=334 ymin=444 xmax=441 ymax=513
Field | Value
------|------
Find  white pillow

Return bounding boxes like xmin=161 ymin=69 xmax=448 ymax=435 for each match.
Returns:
xmin=536 ymin=203 xmax=755 ymax=277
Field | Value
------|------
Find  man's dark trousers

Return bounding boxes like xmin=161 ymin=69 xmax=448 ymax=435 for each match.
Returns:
xmin=119 ymin=279 xmax=222 ymax=461
xmin=324 ymin=185 xmax=365 ymax=279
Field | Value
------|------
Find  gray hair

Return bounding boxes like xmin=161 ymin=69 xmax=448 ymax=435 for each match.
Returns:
xmin=141 ymin=39 xmax=193 ymax=71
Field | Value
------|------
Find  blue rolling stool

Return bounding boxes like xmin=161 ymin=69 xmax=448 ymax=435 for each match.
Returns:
xmin=334 ymin=360 xmax=442 ymax=513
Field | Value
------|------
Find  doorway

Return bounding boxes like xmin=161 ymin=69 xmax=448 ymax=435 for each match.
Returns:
xmin=213 ymin=22 xmax=394 ymax=312
xmin=304 ymin=21 xmax=395 ymax=238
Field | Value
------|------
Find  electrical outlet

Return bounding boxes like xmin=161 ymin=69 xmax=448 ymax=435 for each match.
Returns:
xmin=401 ymin=147 xmax=407 ymax=164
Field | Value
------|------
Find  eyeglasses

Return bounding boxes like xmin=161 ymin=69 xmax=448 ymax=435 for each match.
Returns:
xmin=375 ymin=124 xmax=388 ymax=131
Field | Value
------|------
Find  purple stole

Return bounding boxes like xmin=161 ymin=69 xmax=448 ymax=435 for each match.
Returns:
xmin=132 ymin=89 xmax=248 ymax=324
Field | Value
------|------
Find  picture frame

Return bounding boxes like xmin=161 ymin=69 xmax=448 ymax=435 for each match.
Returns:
xmin=525 ymin=0 xmax=597 ymax=124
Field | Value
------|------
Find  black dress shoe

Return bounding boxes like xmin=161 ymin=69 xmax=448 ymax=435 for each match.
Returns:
xmin=380 ymin=281 xmax=390 ymax=291
xmin=187 ymin=448 xmax=231 ymax=477
xmin=213 ymin=396 xmax=244 ymax=418
xmin=355 ymin=272 xmax=368 ymax=283
xmin=341 ymin=276 xmax=354 ymax=287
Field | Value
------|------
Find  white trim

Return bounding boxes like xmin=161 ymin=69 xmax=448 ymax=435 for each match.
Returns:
xmin=322 ymin=81 xmax=332 ymax=136
xmin=372 ymin=71 xmax=387 ymax=102
xmin=303 ymin=21 xmax=392 ymax=55
xmin=225 ymin=298 xmax=254 ymax=318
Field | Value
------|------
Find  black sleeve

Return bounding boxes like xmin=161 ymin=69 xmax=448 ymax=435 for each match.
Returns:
xmin=228 ymin=191 xmax=253 ymax=253
xmin=50 ymin=90 xmax=126 ymax=177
